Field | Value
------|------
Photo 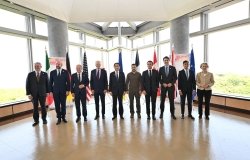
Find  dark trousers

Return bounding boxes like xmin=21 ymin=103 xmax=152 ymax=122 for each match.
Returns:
xmin=160 ymin=86 xmax=175 ymax=115
xmin=94 ymin=92 xmax=105 ymax=116
xmin=75 ymin=93 xmax=87 ymax=118
xmin=53 ymin=92 xmax=67 ymax=119
xmin=145 ymin=91 xmax=157 ymax=117
xmin=112 ymin=94 xmax=124 ymax=117
xmin=197 ymin=89 xmax=212 ymax=116
xmin=129 ymin=92 xmax=141 ymax=114
xmin=32 ymin=95 xmax=47 ymax=122
xmin=180 ymin=90 xmax=193 ymax=115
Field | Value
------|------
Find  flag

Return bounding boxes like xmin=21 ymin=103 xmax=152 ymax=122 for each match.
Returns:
xmin=83 ymin=51 xmax=92 ymax=101
xmin=135 ymin=50 xmax=140 ymax=71
xmin=190 ymin=48 xmax=195 ymax=75
xmin=118 ymin=51 xmax=123 ymax=72
xmin=45 ymin=49 xmax=53 ymax=106
xmin=153 ymin=49 xmax=157 ymax=70
xmin=66 ymin=52 xmax=73 ymax=104
xmin=153 ymin=49 xmax=160 ymax=96
xmin=190 ymin=48 xmax=196 ymax=100
xmin=171 ymin=47 xmax=177 ymax=99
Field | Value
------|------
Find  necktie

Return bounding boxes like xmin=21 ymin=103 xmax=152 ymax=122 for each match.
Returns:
xmin=37 ymin=72 xmax=40 ymax=82
xmin=165 ymin=66 xmax=169 ymax=77
xmin=58 ymin=70 xmax=61 ymax=76
xmin=78 ymin=73 xmax=81 ymax=81
xmin=96 ymin=69 xmax=100 ymax=79
xmin=149 ymin=70 xmax=152 ymax=77
xmin=186 ymin=69 xmax=189 ymax=79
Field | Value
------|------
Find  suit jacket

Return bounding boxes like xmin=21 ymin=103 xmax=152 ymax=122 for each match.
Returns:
xmin=109 ymin=71 xmax=126 ymax=95
xmin=26 ymin=71 xmax=49 ymax=97
xmin=159 ymin=65 xmax=177 ymax=87
xmin=196 ymin=72 xmax=214 ymax=90
xmin=90 ymin=69 xmax=108 ymax=93
xmin=178 ymin=69 xmax=196 ymax=92
xmin=49 ymin=69 xmax=70 ymax=94
xmin=71 ymin=72 xmax=89 ymax=95
xmin=141 ymin=69 xmax=159 ymax=93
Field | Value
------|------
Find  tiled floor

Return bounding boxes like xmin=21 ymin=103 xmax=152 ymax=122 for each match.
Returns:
xmin=0 ymin=97 xmax=250 ymax=160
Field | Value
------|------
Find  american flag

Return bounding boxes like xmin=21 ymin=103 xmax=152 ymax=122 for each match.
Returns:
xmin=83 ymin=51 xmax=92 ymax=101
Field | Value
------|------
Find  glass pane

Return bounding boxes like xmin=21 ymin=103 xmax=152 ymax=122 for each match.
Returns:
xmin=127 ymin=39 xmax=132 ymax=49
xmin=32 ymin=39 xmax=49 ymax=71
xmin=133 ymin=37 xmax=143 ymax=48
xmin=159 ymin=43 xmax=171 ymax=67
xmin=137 ymin=47 xmax=154 ymax=72
xmin=86 ymin=35 xmax=96 ymax=46
xmin=69 ymin=45 xmax=81 ymax=73
xmin=189 ymin=36 xmax=204 ymax=74
xmin=108 ymin=40 xmax=113 ymax=49
xmin=85 ymin=48 xmax=102 ymax=77
xmin=144 ymin=33 xmax=153 ymax=46
xmin=96 ymin=38 xmax=107 ymax=49
xmin=159 ymin=28 xmax=170 ymax=41
xmin=0 ymin=34 xmax=29 ymax=104
xmin=0 ymin=9 xmax=26 ymax=32
xmin=35 ymin=19 xmax=48 ymax=36
xmin=208 ymin=24 xmax=250 ymax=97
xmin=68 ymin=30 xmax=81 ymax=43
xmin=189 ymin=15 xmax=200 ymax=33
xmin=113 ymin=37 xmax=119 ymax=47
xmin=208 ymin=0 xmax=249 ymax=28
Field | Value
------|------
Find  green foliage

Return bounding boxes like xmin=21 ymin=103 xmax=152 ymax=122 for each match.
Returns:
xmin=214 ymin=74 xmax=250 ymax=97
xmin=0 ymin=88 xmax=27 ymax=104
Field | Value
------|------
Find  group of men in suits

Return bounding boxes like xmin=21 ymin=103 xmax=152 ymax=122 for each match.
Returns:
xmin=26 ymin=56 xmax=196 ymax=126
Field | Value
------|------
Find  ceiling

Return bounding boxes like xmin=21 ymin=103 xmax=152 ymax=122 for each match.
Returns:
xmin=9 ymin=0 xmax=219 ymax=23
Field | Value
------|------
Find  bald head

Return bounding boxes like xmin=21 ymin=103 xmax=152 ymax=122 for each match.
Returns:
xmin=95 ymin=61 xmax=101 ymax=69
xmin=56 ymin=60 xmax=62 ymax=69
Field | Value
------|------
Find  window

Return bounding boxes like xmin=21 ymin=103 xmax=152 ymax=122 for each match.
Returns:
xmin=159 ymin=28 xmax=170 ymax=41
xmin=144 ymin=33 xmax=153 ymax=46
xmin=0 ymin=9 xmax=26 ymax=32
xmin=159 ymin=43 xmax=171 ymax=67
xmin=113 ymin=37 xmax=119 ymax=48
xmin=137 ymin=47 xmax=154 ymax=72
xmin=108 ymin=39 xmax=113 ymax=49
xmin=208 ymin=24 xmax=250 ymax=97
xmin=189 ymin=15 xmax=200 ymax=33
xmin=0 ymin=34 xmax=29 ymax=104
xmin=85 ymin=48 xmax=102 ymax=77
xmin=96 ymin=38 xmax=107 ymax=49
xmin=68 ymin=30 xmax=81 ymax=43
xmin=189 ymin=36 xmax=204 ymax=73
xmin=35 ymin=19 xmax=48 ymax=36
xmin=86 ymin=35 xmax=96 ymax=47
xmin=32 ymin=39 xmax=49 ymax=71
xmin=68 ymin=46 xmax=81 ymax=73
xmin=133 ymin=37 xmax=143 ymax=48
xmin=208 ymin=0 xmax=249 ymax=28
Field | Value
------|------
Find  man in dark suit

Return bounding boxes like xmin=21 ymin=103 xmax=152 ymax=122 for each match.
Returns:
xmin=141 ymin=61 xmax=159 ymax=120
xmin=26 ymin=62 xmax=49 ymax=126
xmin=49 ymin=60 xmax=70 ymax=125
xmin=159 ymin=56 xmax=177 ymax=119
xmin=71 ymin=64 xmax=89 ymax=122
xmin=109 ymin=63 xmax=126 ymax=120
xmin=178 ymin=60 xmax=196 ymax=120
xmin=90 ymin=61 xmax=108 ymax=120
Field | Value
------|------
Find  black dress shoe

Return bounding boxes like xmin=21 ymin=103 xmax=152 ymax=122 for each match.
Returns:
xmin=56 ymin=119 xmax=61 ymax=125
xmin=62 ymin=119 xmax=67 ymax=123
xmin=43 ymin=120 xmax=47 ymax=124
xmin=152 ymin=117 xmax=156 ymax=120
xmin=199 ymin=115 xmax=202 ymax=119
xmin=181 ymin=115 xmax=184 ymax=119
xmin=172 ymin=115 xmax=177 ymax=120
xmin=120 ymin=116 xmax=124 ymax=119
xmin=102 ymin=115 xmax=105 ymax=119
xmin=84 ymin=117 xmax=87 ymax=121
xmin=94 ymin=115 xmax=99 ymax=120
xmin=147 ymin=116 xmax=151 ymax=120
xmin=32 ymin=122 xmax=39 ymax=127
xmin=159 ymin=113 xmax=163 ymax=119
xmin=188 ymin=115 xmax=195 ymax=120
xmin=205 ymin=116 xmax=209 ymax=120
xmin=112 ymin=117 xmax=117 ymax=120
xmin=76 ymin=117 xmax=81 ymax=123
xmin=137 ymin=113 xmax=141 ymax=119
xmin=130 ymin=114 xmax=134 ymax=119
